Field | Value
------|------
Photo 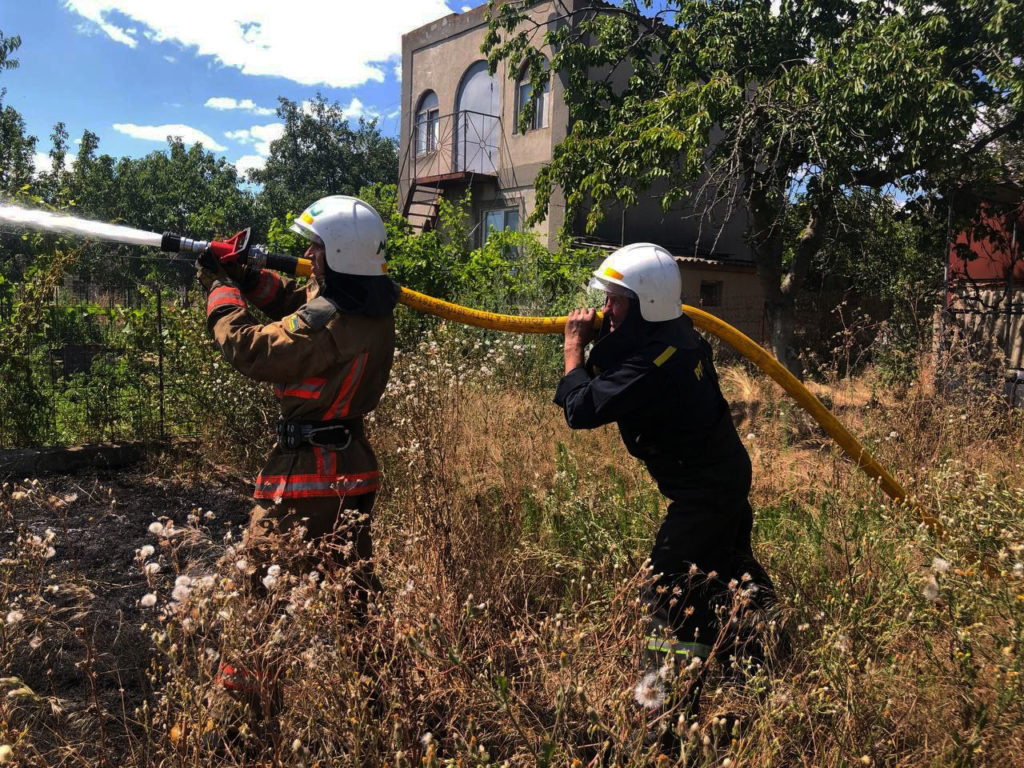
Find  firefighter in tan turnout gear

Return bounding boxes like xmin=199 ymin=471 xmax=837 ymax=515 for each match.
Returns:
xmin=197 ymin=195 xmax=398 ymax=618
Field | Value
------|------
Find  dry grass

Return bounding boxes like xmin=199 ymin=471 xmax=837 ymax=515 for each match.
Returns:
xmin=2 ymin=334 xmax=1023 ymax=766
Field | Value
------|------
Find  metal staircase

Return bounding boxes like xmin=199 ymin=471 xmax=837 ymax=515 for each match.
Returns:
xmin=402 ymin=182 xmax=442 ymax=233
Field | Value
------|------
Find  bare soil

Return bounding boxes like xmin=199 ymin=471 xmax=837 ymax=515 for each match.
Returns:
xmin=1 ymin=457 xmax=252 ymax=758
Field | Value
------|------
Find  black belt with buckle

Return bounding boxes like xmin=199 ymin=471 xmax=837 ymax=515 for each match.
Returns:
xmin=276 ymin=418 xmax=363 ymax=451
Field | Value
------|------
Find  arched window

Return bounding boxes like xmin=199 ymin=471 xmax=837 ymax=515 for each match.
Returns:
xmin=517 ymin=59 xmax=550 ymax=132
xmin=415 ymin=91 xmax=439 ymax=155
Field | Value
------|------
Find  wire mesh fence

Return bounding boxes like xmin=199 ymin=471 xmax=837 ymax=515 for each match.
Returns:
xmin=0 ymin=258 xmax=203 ymax=449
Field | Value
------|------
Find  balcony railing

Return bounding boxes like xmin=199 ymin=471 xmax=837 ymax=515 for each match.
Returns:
xmin=407 ymin=109 xmax=500 ymax=182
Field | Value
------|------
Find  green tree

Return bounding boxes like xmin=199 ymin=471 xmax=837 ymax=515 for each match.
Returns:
xmin=0 ymin=30 xmax=33 ymax=195
xmin=0 ymin=96 xmax=35 ymax=195
xmin=485 ymin=0 xmax=1024 ymax=374
xmin=0 ymin=30 xmax=20 ymax=73
xmin=249 ymin=95 xmax=399 ymax=218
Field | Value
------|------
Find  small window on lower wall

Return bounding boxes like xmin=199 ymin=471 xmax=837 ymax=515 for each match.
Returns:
xmin=700 ymin=280 xmax=723 ymax=307
xmin=482 ymin=207 xmax=520 ymax=245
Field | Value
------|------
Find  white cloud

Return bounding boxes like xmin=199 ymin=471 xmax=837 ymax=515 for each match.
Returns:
xmin=63 ymin=0 xmax=451 ymax=88
xmin=112 ymin=123 xmax=227 ymax=151
xmin=163 ymin=54 xmax=176 ymax=63
xmin=224 ymin=122 xmax=285 ymax=156
xmin=234 ymin=154 xmax=266 ymax=176
xmin=342 ymin=98 xmax=366 ymax=121
xmin=299 ymin=97 xmax=382 ymax=124
xmin=32 ymin=152 xmax=76 ymax=176
xmin=205 ymin=97 xmax=275 ymax=116
xmin=393 ymin=61 xmax=402 ymax=80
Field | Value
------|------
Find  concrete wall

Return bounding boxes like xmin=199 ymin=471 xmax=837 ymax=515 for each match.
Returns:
xmin=401 ymin=2 xmax=573 ymax=249
xmin=679 ymin=262 xmax=765 ymax=342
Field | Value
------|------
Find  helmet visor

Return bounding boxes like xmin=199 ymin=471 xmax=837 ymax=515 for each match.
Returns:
xmin=587 ymin=275 xmax=636 ymax=298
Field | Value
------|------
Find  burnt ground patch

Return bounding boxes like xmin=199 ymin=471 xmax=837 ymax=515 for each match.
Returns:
xmin=0 ymin=457 xmax=252 ymax=763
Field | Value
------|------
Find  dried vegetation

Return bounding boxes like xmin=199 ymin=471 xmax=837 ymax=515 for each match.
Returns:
xmin=1 ymin=331 xmax=1023 ymax=767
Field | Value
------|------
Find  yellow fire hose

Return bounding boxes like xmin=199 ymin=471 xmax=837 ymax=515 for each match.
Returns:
xmin=291 ymin=257 xmax=929 ymax=526
xmin=397 ymin=286 xmax=935 ymax=526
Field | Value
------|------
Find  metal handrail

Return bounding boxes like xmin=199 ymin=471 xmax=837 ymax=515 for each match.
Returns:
xmin=407 ymin=109 xmax=500 ymax=181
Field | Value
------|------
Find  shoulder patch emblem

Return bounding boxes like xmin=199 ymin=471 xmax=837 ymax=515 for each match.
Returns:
xmin=295 ymin=296 xmax=338 ymax=331
xmin=694 ymin=359 xmax=704 ymax=380
xmin=284 ymin=314 xmax=302 ymax=332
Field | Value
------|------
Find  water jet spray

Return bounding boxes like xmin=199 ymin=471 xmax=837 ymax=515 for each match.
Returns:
xmin=0 ymin=202 xmax=927 ymax=522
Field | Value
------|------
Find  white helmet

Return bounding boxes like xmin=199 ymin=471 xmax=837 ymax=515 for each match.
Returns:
xmin=291 ymin=195 xmax=388 ymax=276
xmin=588 ymin=242 xmax=682 ymax=321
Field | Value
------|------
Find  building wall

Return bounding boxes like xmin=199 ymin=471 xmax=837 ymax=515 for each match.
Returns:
xmin=400 ymin=1 xmax=752 ymax=259
xmin=679 ymin=263 xmax=765 ymax=342
xmin=401 ymin=2 xmax=574 ymax=249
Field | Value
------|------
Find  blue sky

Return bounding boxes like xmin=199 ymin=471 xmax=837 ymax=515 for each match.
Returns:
xmin=1 ymin=0 xmax=482 ymax=176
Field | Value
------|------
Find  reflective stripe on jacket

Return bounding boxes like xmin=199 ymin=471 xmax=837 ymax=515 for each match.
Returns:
xmin=206 ymin=272 xmax=395 ymax=501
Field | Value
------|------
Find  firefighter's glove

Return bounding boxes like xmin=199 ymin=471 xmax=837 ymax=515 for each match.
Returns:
xmin=221 ymin=259 xmax=260 ymax=292
xmin=195 ymin=251 xmax=232 ymax=295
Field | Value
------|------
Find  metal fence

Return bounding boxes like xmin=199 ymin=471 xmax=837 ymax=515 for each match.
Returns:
xmin=0 ymin=261 xmax=199 ymax=449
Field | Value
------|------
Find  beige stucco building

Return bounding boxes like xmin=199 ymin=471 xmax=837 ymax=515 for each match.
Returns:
xmin=398 ymin=1 xmax=767 ymax=340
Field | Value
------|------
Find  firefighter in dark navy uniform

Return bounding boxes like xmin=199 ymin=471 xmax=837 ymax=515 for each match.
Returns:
xmin=197 ymin=194 xmax=398 ymax=620
xmin=554 ymin=243 xmax=775 ymax=680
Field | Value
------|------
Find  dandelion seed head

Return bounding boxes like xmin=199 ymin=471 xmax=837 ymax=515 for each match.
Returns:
xmin=262 ymin=573 xmax=279 ymax=590
xmin=44 ymin=547 xmax=56 ymax=559
xmin=29 ymin=635 xmax=42 ymax=650
xmin=0 ymin=744 xmax=12 ymax=763
xmin=148 ymin=522 xmax=164 ymax=535
xmin=235 ymin=558 xmax=248 ymax=572
xmin=420 ymin=732 xmax=433 ymax=747
xmin=144 ymin=562 xmax=161 ymax=575
xmin=137 ymin=545 xmax=154 ymax=558
xmin=140 ymin=593 xmax=157 ymax=608
xmin=5 ymin=610 xmax=23 ymax=625
xmin=266 ymin=564 xmax=281 ymax=578
xmin=171 ymin=585 xmax=191 ymax=602
xmin=175 ymin=575 xmax=192 ymax=587
xmin=931 ymin=557 xmax=950 ymax=574
xmin=633 ymin=671 xmax=666 ymax=710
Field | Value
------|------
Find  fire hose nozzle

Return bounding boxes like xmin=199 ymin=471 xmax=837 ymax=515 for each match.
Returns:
xmin=162 ymin=230 xmax=311 ymax=277
xmin=161 ymin=232 xmax=212 ymax=255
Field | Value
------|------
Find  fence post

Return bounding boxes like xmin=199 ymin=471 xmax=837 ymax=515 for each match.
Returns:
xmin=155 ymin=281 xmax=166 ymax=440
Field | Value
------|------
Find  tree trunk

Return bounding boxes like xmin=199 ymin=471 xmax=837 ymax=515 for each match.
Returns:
xmin=746 ymin=182 xmax=832 ymax=379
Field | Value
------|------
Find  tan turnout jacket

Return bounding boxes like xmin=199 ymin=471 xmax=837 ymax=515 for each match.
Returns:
xmin=205 ymin=269 xmax=395 ymax=502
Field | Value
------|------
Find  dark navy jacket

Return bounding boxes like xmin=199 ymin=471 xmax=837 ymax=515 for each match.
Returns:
xmin=554 ymin=311 xmax=748 ymax=502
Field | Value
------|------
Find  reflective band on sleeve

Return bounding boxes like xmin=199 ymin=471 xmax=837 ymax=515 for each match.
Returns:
xmin=653 ymin=346 xmax=677 ymax=367
xmin=248 ymin=270 xmax=283 ymax=308
xmin=325 ymin=352 xmax=368 ymax=419
xmin=645 ymin=637 xmax=713 ymax=658
xmin=253 ymin=470 xmax=380 ymax=500
xmin=207 ymin=285 xmax=245 ymax=315
xmin=280 ymin=376 xmax=326 ymax=400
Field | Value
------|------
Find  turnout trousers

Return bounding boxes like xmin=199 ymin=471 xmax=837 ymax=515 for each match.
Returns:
xmin=244 ymin=491 xmax=382 ymax=611
xmin=643 ymin=450 xmax=774 ymax=655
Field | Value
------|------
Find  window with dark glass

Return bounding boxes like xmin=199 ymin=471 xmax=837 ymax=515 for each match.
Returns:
xmin=516 ymin=61 xmax=550 ymax=132
xmin=415 ymin=91 xmax=439 ymax=155
xmin=699 ymin=280 xmax=723 ymax=307
xmin=482 ymin=207 xmax=520 ymax=244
